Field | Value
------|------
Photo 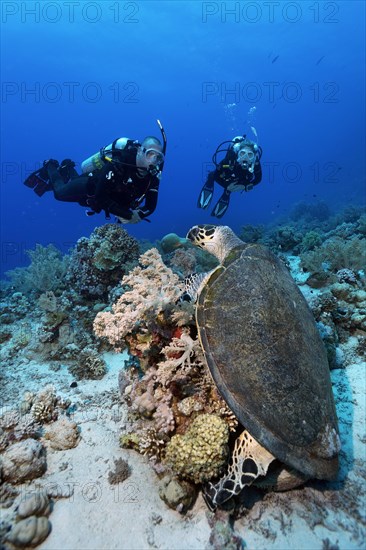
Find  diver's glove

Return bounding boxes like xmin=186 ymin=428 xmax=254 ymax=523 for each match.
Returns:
xmin=117 ymin=209 xmax=143 ymax=224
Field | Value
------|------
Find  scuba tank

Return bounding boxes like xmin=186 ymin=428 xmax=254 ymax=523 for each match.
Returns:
xmin=80 ymin=120 xmax=167 ymax=175
xmin=80 ymin=138 xmax=134 ymax=174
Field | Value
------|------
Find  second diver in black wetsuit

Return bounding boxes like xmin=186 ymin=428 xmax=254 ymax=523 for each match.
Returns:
xmin=24 ymin=122 xmax=167 ymax=224
xmin=198 ymin=135 xmax=262 ymax=218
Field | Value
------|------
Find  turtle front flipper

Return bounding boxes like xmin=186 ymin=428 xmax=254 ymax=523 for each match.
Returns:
xmin=180 ymin=271 xmax=220 ymax=303
xmin=203 ymin=430 xmax=275 ymax=510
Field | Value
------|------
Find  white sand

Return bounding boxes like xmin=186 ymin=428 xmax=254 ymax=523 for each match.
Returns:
xmin=2 ymin=352 xmax=365 ymax=549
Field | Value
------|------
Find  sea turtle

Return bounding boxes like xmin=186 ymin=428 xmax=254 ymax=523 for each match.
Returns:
xmin=186 ymin=224 xmax=340 ymax=509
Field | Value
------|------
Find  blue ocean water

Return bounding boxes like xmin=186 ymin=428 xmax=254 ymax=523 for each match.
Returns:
xmin=1 ymin=0 xmax=365 ymax=277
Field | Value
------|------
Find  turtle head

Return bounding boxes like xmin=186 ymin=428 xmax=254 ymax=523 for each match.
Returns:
xmin=186 ymin=225 xmax=243 ymax=263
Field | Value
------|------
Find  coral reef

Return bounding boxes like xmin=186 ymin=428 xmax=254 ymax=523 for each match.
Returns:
xmin=289 ymin=200 xmax=331 ymax=223
xmin=68 ymin=348 xmax=107 ymax=380
xmin=66 ymin=224 xmax=140 ymax=298
xmin=159 ymin=233 xmax=190 ymax=254
xmin=158 ymin=475 xmax=197 ymax=512
xmin=238 ymin=224 xmax=265 ymax=243
xmin=5 ymin=515 xmax=51 ymax=547
xmin=94 ymin=248 xmax=185 ymax=351
xmin=1 ymin=203 xmax=365 ymax=529
xmin=5 ymin=244 xmax=69 ymax=296
xmin=43 ymin=418 xmax=80 ymax=450
xmin=1 ymin=439 xmax=47 ymax=483
xmin=0 ymin=386 xmax=74 ymax=477
xmin=165 ymin=414 xmax=229 ymax=484
xmin=91 ymin=246 xmax=239 ymax=507
xmin=300 ymin=236 xmax=366 ymax=275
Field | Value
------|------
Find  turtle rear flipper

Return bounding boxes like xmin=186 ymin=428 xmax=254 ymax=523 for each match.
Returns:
xmin=203 ymin=430 xmax=275 ymax=510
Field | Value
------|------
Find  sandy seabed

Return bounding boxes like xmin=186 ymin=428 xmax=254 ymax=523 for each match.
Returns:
xmin=1 ymin=347 xmax=365 ymax=550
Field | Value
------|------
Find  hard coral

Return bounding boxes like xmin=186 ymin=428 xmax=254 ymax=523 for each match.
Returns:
xmin=239 ymin=224 xmax=265 ymax=243
xmin=66 ymin=224 xmax=140 ymax=298
xmin=160 ymin=233 xmax=189 ymax=254
xmin=165 ymin=414 xmax=229 ymax=484
xmin=31 ymin=386 xmax=58 ymax=423
xmin=43 ymin=418 xmax=80 ymax=450
xmin=68 ymin=348 xmax=107 ymax=380
xmin=169 ymin=248 xmax=197 ymax=278
xmin=336 ymin=268 xmax=358 ymax=285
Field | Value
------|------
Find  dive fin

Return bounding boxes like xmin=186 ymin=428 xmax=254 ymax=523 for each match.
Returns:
xmin=211 ymin=190 xmax=231 ymax=218
xmin=23 ymin=170 xmax=52 ymax=197
xmin=198 ymin=184 xmax=214 ymax=209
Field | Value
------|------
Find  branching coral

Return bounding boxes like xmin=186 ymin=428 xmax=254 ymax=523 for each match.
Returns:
xmin=68 ymin=348 xmax=107 ymax=380
xmin=171 ymin=301 xmax=195 ymax=327
xmin=31 ymin=385 xmax=58 ymax=423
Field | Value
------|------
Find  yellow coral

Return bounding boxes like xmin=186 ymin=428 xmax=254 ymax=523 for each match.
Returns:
xmin=165 ymin=414 xmax=229 ymax=484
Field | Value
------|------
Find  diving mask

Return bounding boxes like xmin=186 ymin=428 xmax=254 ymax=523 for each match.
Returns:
xmin=142 ymin=147 xmax=164 ymax=166
xmin=237 ymin=147 xmax=256 ymax=172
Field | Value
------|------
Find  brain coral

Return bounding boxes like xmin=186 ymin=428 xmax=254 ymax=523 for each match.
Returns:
xmin=165 ymin=414 xmax=229 ymax=484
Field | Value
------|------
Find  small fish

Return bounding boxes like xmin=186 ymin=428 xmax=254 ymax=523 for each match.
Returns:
xmin=316 ymin=56 xmax=325 ymax=65
xmin=313 ymin=194 xmax=317 ymax=197
xmin=272 ymin=55 xmax=279 ymax=64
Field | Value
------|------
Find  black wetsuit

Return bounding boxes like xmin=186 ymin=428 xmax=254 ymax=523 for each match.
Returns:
xmin=48 ymin=144 xmax=160 ymax=220
xmin=208 ymin=147 xmax=262 ymax=192
xmin=198 ymin=147 xmax=262 ymax=218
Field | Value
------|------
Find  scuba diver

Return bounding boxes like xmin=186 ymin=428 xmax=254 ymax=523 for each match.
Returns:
xmin=197 ymin=135 xmax=262 ymax=218
xmin=24 ymin=120 xmax=167 ymax=224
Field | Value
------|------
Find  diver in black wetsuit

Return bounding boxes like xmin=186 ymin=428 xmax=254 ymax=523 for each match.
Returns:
xmin=24 ymin=122 xmax=167 ymax=224
xmin=198 ymin=136 xmax=262 ymax=218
